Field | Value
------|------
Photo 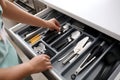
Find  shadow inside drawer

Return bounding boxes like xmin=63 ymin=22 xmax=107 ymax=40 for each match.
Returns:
xmin=15 ymin=26 xmax=39 ymax=38
xmin=51 ymin=29 xmax=81 ymax=52
xmin=60 ymin=38 xmax=112 ymax=80
xmin=43 ymin=30 xmax=61 ymax=44
xmin=43 ymin=23 xmax=72 ymax=44
xmin=94 ymin=42 xmax=120 ymax=80
xmin=51 ymin=34 xmax=94 ymax=76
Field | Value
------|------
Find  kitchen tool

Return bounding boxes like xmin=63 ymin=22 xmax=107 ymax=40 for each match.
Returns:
xmin=62 ymin=36 xmax=89 ymax=65
xmin=58 ymin=23 xmax=70 ymax=34
xmin=62 ymin=23 xmax=70 ymax=33
xmin=80 ymin=41 xmax=105 ymax=67
xmin=69 ymin=41 xmax=92 ymax=63
xmin=95 ymin=47 xmax=120 ymax=80
xmin=71 ymin=54 xmax=95 ymax=80
xmin=58 ymin=41 xmax=91 ymax=62
xmin=46 ymin=23 xmax=71 ymax=44
xmin=25 ymin=29 xmax=38 ymax=38
xmin=16 ymin=26 xmax=39 ymax=38
xmin=28 ymin=34 xmax=41 ymax=45
xmin=58 ymin=52 xmax=71 ymax=62
xmin=55 ymin=30 xmax=81 ymax=51
xmin=71 ymin=41 xmax=105 ymax=80
xmin=33 ymin=43 xmax=46 ymax=54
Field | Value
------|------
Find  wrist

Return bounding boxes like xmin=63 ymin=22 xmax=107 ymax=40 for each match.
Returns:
xmin=43 ymin=20 xmax=50 ymax=29
xmin=23 ymin=62 xmax=34 ymax=74
xmin=36 ymin=18 xmax=48 ymax=28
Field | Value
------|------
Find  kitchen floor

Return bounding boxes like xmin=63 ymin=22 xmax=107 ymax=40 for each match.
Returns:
xmin=4 ymin=18 xmax=48 ymax=80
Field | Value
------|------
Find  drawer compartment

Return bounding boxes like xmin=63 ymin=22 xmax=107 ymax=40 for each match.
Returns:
xmin=32 ymin=41 xmax=56 ymax=58
xmin=52 ymin=35 xmax=115 ymax=80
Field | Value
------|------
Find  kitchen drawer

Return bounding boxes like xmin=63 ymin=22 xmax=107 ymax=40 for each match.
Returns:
xmin=6 ymin=7 xmax=120 ymax=80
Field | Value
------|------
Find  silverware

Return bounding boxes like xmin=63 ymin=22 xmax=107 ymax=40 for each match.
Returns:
xmin=33 ymin=43 xmax=46 ymax=54
xmin=55 ymin=30 xmax=81 ymax=51
xmin=46 ymin=23 xmax=71 ymax=44
xmin=58 ymin=51 xmax=72 ymax=62
xmin=58 ymin=23 xmax=70 ymax=34
xmin=69 ymin=41 xmax=92 ymax=63
xmin=62 ymin=37 xmax=90 ymax=65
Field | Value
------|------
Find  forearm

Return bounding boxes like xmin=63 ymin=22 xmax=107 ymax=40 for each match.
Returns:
xmin=2 ymin=0 xmax=48 ymax=28
xmin=0 ymin=63 xmax=32 ymax=80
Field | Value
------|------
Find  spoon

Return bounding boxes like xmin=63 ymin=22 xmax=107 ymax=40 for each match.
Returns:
xmin=58 ymin=23 xmax=70 ymax=34
xmin=46 ymin=23 xmax=70 ymax=44
xmin=55 ymin=30 xmax=81 ymax=51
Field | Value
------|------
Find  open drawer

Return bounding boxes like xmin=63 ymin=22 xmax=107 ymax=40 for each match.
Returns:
xmin=6 ymin=7 xmax=120 ymax=80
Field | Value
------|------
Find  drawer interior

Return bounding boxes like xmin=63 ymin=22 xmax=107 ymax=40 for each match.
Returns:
xmin=8 ymin=9 xmax=120 ymax=80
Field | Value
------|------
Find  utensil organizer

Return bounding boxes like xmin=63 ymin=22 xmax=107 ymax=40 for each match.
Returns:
xmin=6 ymin=8 xmax=120 ymax=80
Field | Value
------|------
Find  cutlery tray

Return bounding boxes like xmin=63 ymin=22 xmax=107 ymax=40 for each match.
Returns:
xmin=6 ymin=8 xmax=120 ymax=80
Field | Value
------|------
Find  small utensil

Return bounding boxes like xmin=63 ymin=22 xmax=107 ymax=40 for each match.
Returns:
xmin=69 ymin=41 xmax=92 ymax=63
xmin=62 ymin=36 xmax=89 ymax=65
xmin=55 ymin=30 xmax=81 ymax=51
xmin=33 ymin=43 xmax=46 ymax=54
xmin=58 ymin=23 xmax=70 ymax=34
xmin=71 ymin=41 xmax=105 ymax=80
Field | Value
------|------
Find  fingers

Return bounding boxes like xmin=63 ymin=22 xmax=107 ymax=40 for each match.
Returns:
xmin=53 ymin=18 xmax=61 ymax=32
xmin=47 ymin=18 xmax=61 ymax=32
xmin=42 ymin=54 xmax=50 ymax=59
xmin=44 ymin=57 xmax=51 ymax=62
xmin=41 ymin=54 xmax=52 ymax=69
xmin=46 ymin=62 xmax=53 ymax=69
xmin=28 ymin=54 xmax=52 ymax=73
xmin=39 ymin=54 xmax=51 ymax=62
xmin=39 ymin=54 xmax=52 ymax=70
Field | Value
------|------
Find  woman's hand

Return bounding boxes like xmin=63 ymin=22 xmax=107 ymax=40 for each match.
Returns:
xmin=27 ymin=54 xmax=52 ymax=73
xmin=46 ymin=18 xmax=61 ymax=32
xmin=0 ymin=54 xmax=52 ymax=80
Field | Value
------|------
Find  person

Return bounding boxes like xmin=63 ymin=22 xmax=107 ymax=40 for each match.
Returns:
xmin=0 ymin=0 xmax=60 ymax=80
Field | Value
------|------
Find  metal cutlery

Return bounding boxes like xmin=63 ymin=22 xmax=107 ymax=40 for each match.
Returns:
xmin=71 ymin=41 xmax=106 ymax=80
xmin=45 ymin=23 xmax=70 ymax=44
xmin=62 ymin=36 xmax=90 ymax=65
xmin=58 ymin=23 xmax=70 ymax=34
xmin=69 ymin=41 xmax=92 ymax=63
xmin=55 ymin=30 xmax=81 ymax=51
xmin=33 ymin=43 xmax=46 ymax=54
xmin=58 ymin=41 xmax=91 ymax=62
